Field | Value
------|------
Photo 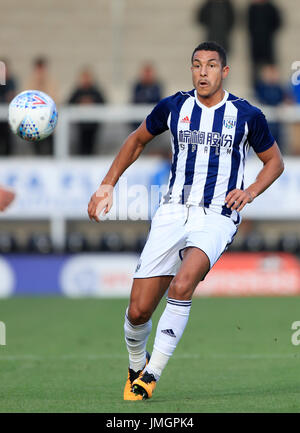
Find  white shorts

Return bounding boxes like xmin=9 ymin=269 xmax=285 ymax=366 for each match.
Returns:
xmin=134 ymin=203 xmax=240 ymax=279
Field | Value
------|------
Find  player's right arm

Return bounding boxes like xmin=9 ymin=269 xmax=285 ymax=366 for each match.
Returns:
xmin=88 ymin=120 xmax=154 ymax=222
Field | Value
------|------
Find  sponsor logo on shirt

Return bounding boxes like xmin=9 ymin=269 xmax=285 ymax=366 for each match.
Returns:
xmin=178 ymin=130 xmax=234 ymax=154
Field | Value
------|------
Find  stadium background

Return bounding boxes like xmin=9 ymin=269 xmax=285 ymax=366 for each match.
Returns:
xmin=0 ymin=0 xmax=300 ymax=413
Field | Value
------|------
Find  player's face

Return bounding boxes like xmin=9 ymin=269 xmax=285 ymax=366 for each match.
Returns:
xmin=191 ymin=50 xmax=229 ymax=99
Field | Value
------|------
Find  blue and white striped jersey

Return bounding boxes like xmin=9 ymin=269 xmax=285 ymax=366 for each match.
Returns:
xmin=146 ymin=89 xmax=275 ymax=220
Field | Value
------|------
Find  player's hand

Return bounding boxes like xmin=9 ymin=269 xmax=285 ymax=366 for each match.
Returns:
xmin=0 ymin=187 xmax=15 ymax=212
xmin=224 ymin=188 xmax=256 ymax=212
xmin=88 ymin=184 xmax=113 ymax=222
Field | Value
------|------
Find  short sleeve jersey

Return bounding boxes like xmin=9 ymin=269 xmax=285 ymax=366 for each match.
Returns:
xmin=146 ymin=89 xmax=274 ymax=219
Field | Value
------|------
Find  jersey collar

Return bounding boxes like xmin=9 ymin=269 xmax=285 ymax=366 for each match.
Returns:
xmin=194 ymin=89 xmax=229 ymax=110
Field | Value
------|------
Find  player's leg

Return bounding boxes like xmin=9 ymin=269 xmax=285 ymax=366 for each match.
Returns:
xmin=133 ymin=247 xmax=209 ymax=398
xmin=123 ymin=275 xmax=173 ymax=400
xmin=149 ymin=248 xmax=209 ymax=376
xmin=125 ymin=275 xmax=173 ymax=371
xmin=124 ymin=203 xmax=186 ymax=399
xmin=127 ymin=275 xmax=173 ymax=325
xmin=133 ymin=209 xmax=238 ymax=398
xmin=125 ymin=204 xmax=184 ymax=372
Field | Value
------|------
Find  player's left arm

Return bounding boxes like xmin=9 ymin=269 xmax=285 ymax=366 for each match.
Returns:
xmin=225 ymin=141 xmax=284 ymax=212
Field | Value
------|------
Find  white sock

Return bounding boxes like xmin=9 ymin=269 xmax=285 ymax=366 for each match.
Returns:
xmin=124 ymin=308 xmax=152 ymax=372
xmin=144 ymin=348 xmax=170 ymax=381
xmin=145 ymin=297 xmax=192 ymax=381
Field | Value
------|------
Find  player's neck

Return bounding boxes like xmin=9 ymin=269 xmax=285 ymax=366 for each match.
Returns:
xmin=196 ymin=89 xmax=225 ymax=108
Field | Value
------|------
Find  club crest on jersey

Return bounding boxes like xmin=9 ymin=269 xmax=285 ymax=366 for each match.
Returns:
xmin=223 ymin=116 xmax=236 ymax=129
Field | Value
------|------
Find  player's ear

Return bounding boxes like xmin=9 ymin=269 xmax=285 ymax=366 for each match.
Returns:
xmin=222 ymin=65 xmax=230 ymax=79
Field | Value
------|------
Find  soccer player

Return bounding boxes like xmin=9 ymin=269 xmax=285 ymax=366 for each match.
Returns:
xmin=0 ymin=186 xmax=15 ymax=212
xmin=88 ymin=42 xmax=284 ymax=400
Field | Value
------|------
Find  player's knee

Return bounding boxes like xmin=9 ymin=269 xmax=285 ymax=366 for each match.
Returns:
xmin=127 ymin=304 xmax=152 ymax=325
xmin=168 ymin=277 xmax=193 ymax=300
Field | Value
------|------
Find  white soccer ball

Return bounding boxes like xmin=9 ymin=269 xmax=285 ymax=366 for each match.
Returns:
xmin=8 ymin=90 xmax=58 ymax=141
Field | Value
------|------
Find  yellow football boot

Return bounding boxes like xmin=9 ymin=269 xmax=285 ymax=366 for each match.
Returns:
xmin=132 ymin=371 xmax=157 ymax=400
xmin=123 ymin=352 xmax=150 ymax=401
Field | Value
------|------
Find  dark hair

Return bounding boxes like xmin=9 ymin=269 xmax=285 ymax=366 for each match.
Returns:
xmin=34 ymin=57 xmax=48 ymax=68
xmin=191 ymin=41 xmax=227 ymax=68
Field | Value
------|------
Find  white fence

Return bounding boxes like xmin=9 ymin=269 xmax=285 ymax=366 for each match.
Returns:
xmin=1 ymin=102 xmax=300 ymax=158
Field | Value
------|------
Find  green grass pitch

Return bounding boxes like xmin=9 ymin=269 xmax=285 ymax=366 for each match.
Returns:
xmin=0 ymin=296 xmax=300 ymax=413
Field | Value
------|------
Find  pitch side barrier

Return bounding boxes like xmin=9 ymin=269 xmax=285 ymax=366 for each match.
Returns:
xmin=54 ymin=103 xmax=300 ymax=158
xmin=1 ymin=103 xmax=300 ymax=158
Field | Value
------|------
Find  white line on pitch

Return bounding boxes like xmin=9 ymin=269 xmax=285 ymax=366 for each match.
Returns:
xmin=0 ymin=353 xmax=298 ymax=361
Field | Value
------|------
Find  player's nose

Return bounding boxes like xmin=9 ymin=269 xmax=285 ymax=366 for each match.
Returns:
xmin=200 ymin=67 xmax=207 ymax=76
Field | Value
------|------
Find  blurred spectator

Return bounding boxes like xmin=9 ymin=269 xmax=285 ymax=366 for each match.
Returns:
xmin=68 ymin=68 xmax=105 ymax=155
xmin=195 ymin=0 xmax=235 ymax=54
xmin=0 ymin=60 xmax=17 ymax=155
xmin=247 ymin=0 xmax=282 ymax=85
xmin=132 ymin=63 xmax=162 ymax=104
xmin=254 ymin=64 xmax=286 ymax=152
xmin=26 ymin=57 xmax=59 ymax=102
xmin=25 ymin=57 xmax=59 ymax=155
xmin=131 ymin=63 xmax=163 ymax=130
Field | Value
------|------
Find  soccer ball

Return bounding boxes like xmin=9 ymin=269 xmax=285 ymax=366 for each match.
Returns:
xmin=8 ymin=90 xmax=58 ymax=141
